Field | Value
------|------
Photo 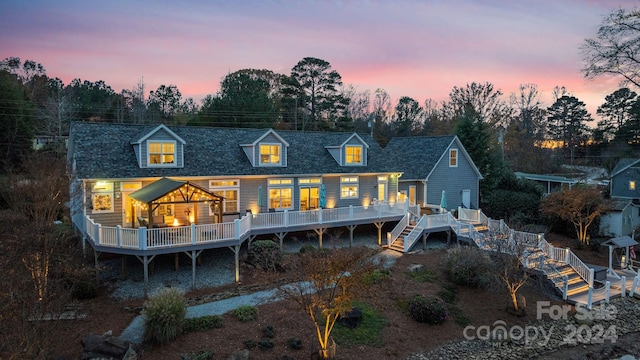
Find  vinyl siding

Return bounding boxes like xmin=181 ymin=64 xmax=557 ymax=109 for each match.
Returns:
xmin=425 ymin=146 xmax=479 ymax=210
xmin=611 ymin=166 xmax=640 ymax=199
xmin=140 ymin=129 xmax=184 ymax=168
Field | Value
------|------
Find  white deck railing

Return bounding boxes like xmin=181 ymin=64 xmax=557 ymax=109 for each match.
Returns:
xmin=82 ymin=202 xmax=408 ymax=251
xmin=387 ymin=212 xmax=411 ymax=247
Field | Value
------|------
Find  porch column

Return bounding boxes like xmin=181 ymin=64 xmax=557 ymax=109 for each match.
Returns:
xmin=374 ymin=221 xmax=385 ymax=245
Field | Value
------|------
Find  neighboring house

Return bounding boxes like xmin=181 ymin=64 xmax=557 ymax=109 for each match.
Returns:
xmin=514 ymin=172 xmax=576 ymax=195
xmin=600 ymin=158 xmax=640 ymax=237
xmin=384 ymin=135 xmax=483 ymax=211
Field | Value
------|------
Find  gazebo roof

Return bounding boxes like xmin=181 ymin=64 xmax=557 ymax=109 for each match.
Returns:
xmin=601 ymin=236 xmax=639 ymax=249
xmin=129 ymin=177 xmax=223 ymax=204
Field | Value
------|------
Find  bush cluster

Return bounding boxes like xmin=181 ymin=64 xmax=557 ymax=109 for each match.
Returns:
xmin=444 ymin=246 xmax=493 ymax=288
xmin=234 ymin=305 xmax=259 ymax=322
xmin=184 ymin=315 xmax=224 ymax=333
xmin=142 ymin=287 xmax=187 ymax=343
xmin=408 ymin=295 xmax=448 ymax=325
xmin=247 ymin=240 xmax=284 ymax=271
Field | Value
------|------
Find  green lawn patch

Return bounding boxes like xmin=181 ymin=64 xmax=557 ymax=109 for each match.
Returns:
xmin=332 ymin=302 xmax=388 ymax=347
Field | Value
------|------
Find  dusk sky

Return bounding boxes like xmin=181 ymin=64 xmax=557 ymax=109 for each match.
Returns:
xmin=1 ymin=0 xmax=639 ymax=119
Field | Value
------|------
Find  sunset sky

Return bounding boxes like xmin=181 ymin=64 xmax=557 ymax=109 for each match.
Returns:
xmin=1 ymin=0 xmax=639 ymax=119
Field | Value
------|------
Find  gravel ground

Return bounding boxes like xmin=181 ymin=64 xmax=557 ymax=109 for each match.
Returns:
xmin=102 ymin=230 xmax=450 ymax=301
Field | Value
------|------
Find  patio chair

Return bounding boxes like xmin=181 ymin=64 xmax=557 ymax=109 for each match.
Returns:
xmin=137 ymin=217 xmax=148 ymax=227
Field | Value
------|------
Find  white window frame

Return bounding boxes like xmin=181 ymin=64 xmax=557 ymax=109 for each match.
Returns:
xmin=345 ymin=145 xmax=363 ymax=165
xmin=340 ymin=176 xmax=359 ymax=199
xmin=259 ymin=143 xmax=282 ymax=166
xmin=92 ymin=181 xmax=114 ymax=213
xmin=209 ymin=179 xmax=240 ymax=214
xmin=268 ymin=178 xmax=293 ymax=210
xmin=147 ymin=140 xmax=177 ymax=167
xmin=449 ymin=149 xmax=458 ymax=167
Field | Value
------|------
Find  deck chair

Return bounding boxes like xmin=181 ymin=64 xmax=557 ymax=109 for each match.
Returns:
xmin=137 ymin=216 xmax=148 ymax=227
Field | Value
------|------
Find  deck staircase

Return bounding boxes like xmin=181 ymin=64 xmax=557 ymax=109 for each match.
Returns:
xmin=389 ymin=222 xmax=416 ymax=252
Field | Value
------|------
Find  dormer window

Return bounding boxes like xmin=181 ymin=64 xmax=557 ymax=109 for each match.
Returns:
xmin=260 ymin=144 xmax=281 ymax=165
xmin=148 ymin=141 xmax=176 ymax=166
xmin=345 ymin=145 xmax=363 ymax=165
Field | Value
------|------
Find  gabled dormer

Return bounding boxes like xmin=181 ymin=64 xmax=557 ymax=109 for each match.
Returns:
xmin=240 ymin=129 xmax=289 ymax=167
xmin=325 ymin=133 xmax=369 ymax=166
xmin=130 ymin=124 xmax=186 ymax=168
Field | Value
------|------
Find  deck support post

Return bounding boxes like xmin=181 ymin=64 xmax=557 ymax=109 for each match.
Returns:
xmin=247 ymin=235 xmax=257 ymax=250
xmin=346 ymin=225 xmax=357 ymax=248
xmin=82 ymin=235 xmax=87 ymax=258
xmin=93 ymin=250 xmax=101 ymax=283
xmin=228 ymin=245 xmax=241 ymax=283
xmin=446 ymin=230 xmax=452 ymax=245
xmin=275 ymin=232 xmax=288 ymax=250
xmin=175 ymin=253 xmax=179 ymax=271
xmin=373 ymin=222 xmax=385 ymax=245
xmin=422 ymin=232 xmax=430 ymax=250
xmin=314 ymin=228 xmax=327 ymax=248
xmin=185 ymin=250 xmax=203 ymax=290
xmin=122 ymin=255 xmax=127 ymax=280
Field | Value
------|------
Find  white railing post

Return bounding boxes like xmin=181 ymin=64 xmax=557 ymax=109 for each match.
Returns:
xmin=319 ymin=208 xmax=323 ymax=224
xmin=631 ymin=277 xmax=639 ymax=297
xmin=284 ymin=210 xmax=289 ymax=227
xmin=94 ymin=223 xmax=100 ymax=244
xmin=563 ymin=275 xmax=569 ymax=300
xmin=386 ymin=232 xmax=391 ymax=247
xmin=404 ymin=200 xmax=409 ymax=214
xmin=191 ymin=223 xmax=197 ymax=244
xmin=116 ymin=225 xmax=122 ymax=247
xmin=589 ymin=268 xmax=594 ymax=287
xmin=234 ymin=219 xmax=240 ymax=240
xmin=565 ymin=248 xmax=570 ymax=264
xmin=621 ymin=276 xmax=627 ymax=297
xmin=349 ymin=205 xmax=354 ymax=219
xmin=139 ymin=227 xmax=147 ymax=250
xmin=605 ymin=281 xmax=611 ymax=303
xmin=587 ymin=287 xmax=593 ymax=310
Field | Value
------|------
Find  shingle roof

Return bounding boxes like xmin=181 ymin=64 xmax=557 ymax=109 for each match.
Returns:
xmin=383 ymin=135 xmax=456 ymax=180
xmin=611 ymin=158 xmax=640 ymax=177
xmin=68 ymin=122 xmax=392 ymax=180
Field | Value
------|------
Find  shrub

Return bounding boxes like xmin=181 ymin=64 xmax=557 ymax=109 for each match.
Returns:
xmin=244 ymin=340 xmax=257 ymax=349
xmin=263 ymin=324 xmax=275 ymax=338
xmin=406 ymin=268 xmax=436 ymax=283
xmin=181 ymin=350 xmax=214 ymax=360
xmin=71 ymin=281 xmax=98 ymax=300
xmin=258 ymin=339 xmax=274 ymax=349
xmin=299 ymin=244 xmax=317 ymax=254
xmin=142 ymin=287 xmax=187 ymax=343
xmin=234 ymin=305 xmax=259 ymax=322
xmin=247 ymin=240 xmax=284 ymax=271
xmin=444 ymin=246 xmax=493 ymax=288
xmin=364 ymin=268 xmax=392 ymax=284
xmin=287 ymin=337 xmax=303 ymax=349
xmin=184 ymin=315 xmax=224 ymax=333
xmin=408 ymin=295 xmax=448 ymax=325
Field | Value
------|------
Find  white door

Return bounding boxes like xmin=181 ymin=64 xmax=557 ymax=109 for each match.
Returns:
xmin=462 ymin=189 xmax=471 ymax=208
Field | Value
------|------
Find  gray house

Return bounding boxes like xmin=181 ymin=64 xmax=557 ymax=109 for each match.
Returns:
xmin=600 ymin=158 xmax=640 ymax=237
xmin=384 ymin=135 xmax=483 ymax=211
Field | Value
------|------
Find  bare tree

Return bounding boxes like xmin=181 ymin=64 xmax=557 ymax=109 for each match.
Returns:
xmin=279 ymin=246 xmax=377 ymax=359
xmin=581 ymin=7 xmax=640 ymax=89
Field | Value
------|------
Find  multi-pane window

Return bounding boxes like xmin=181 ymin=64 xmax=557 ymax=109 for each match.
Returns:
xmin=210 ymin=180 xmax=239 ymax=213
xmin=148 ymin=141 xmax=175 ymax=165
xmin=340 ymin=176 xmax=359 ymax=199
xmin=449 ymin=149 xmax=458 ymax=167
xmin=92 ymin=181 xmax=114 ymax=213
xmin=345 ymin=145 xmax=363 ymax=165
xmin=268 ymin=178 xmax=293 ymax=209
xmin=260 ymin=144 xmax=281 ymax=165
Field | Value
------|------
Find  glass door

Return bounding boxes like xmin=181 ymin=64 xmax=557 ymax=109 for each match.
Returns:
xmin=300 ymin=187 xmax=319 ymax=211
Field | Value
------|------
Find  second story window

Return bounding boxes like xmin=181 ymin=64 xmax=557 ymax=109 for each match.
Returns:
xmin=345 ymin=145 xmax=363 ymax=165
xmin=449 ymin=149 xmax=458 ymax=167
xmin=260 ymin=144 xmax=281 ymax=165
xmin=148 ymin=141 xmax=175 ymax=166
xmin=630 ymin=181 xmax=636 ymax=191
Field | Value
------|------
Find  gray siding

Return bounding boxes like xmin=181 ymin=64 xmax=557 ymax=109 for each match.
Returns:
xmin=140 ymin=129 xmax=184 ymax=168
xmin=426 ymin=146 xmax=479 ymax=210
xmin=611 ymin=166 xmax=640 ymax=199
xmin=253 ymin=133 xmax=288 ymax=166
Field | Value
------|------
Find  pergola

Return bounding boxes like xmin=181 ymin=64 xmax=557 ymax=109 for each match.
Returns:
xmin=601 ymin=236 xmax=639 ymax=279
xmin=129 ymin=177 xmax=224 ymax=227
